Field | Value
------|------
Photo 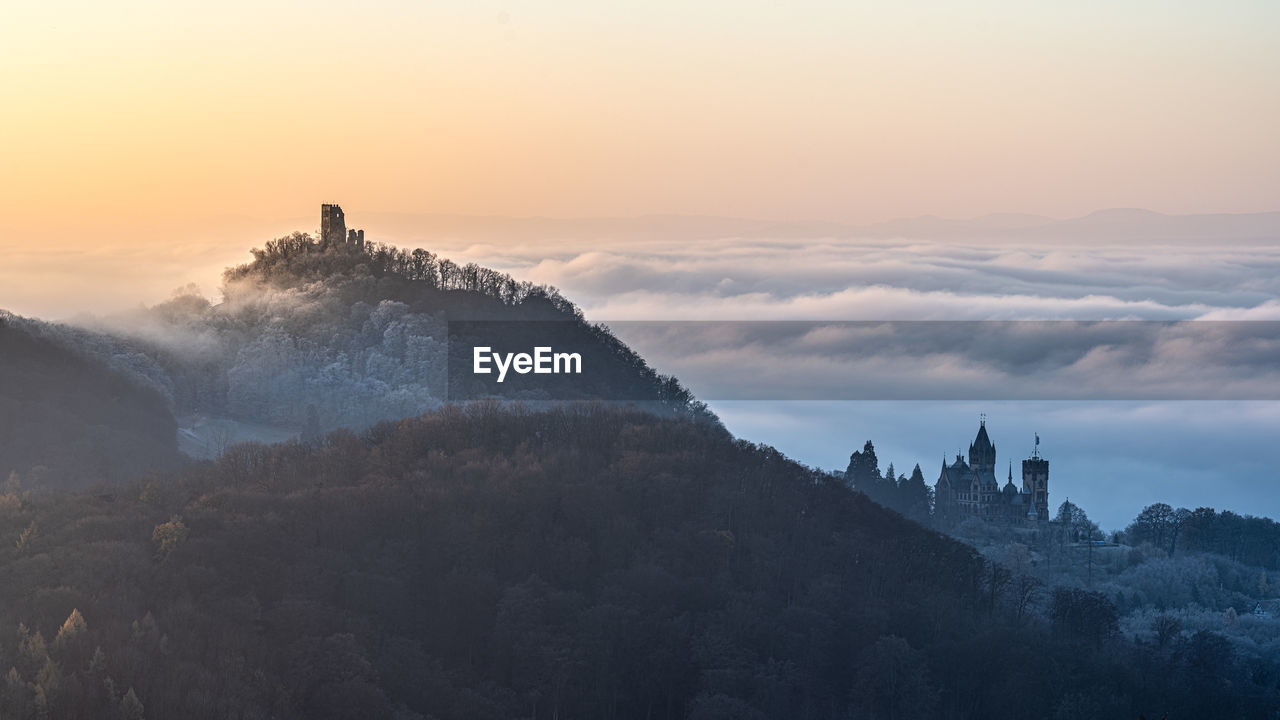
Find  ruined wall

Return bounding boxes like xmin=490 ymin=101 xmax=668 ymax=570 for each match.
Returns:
xmin=321 ymin=204 xmax=346 ymax=246
xmin=321 ymin=204 xmax=365 ymax=249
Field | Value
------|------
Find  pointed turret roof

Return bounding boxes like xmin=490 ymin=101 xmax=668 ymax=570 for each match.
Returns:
xmin=971 ymin=421 xmax=994 ymax=456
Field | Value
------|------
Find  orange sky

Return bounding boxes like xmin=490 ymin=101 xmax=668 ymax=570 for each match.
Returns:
xmin=1 ymin=1 xmax=1277 ymax=241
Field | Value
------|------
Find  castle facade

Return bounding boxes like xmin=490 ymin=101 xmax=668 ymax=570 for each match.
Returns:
xmin=934 ymin=419 xmax=1049 ymax=524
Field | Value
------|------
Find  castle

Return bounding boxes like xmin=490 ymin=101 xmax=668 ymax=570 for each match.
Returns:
xmin=933 ymin=418 xmax=1049 ymax=523
xmin=320 ymin=204 xmax=365 ymax=249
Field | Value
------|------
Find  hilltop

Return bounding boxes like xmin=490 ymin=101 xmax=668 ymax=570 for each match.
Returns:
xmin=139 ymin=225 xmax=711 ymax=438
xmin=2 ymin=217 xmax=713 ymax=486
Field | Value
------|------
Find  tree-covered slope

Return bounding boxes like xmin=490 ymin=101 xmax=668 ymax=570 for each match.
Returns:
xmin=0 ymin=313 xmax=180 ymax=489
xmin=1 ymin=404 xmax=1272 ymax=719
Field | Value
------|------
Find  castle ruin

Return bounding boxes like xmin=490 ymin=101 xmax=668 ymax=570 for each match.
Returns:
xmin=320 ymin=204 xmax=364 ymax=249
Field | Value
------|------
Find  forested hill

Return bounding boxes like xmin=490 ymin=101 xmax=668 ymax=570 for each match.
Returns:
xmin=1 ymin=404 xmax=1272 ymax=719
xmin=100 ymin=232 xmax=712 ymax=437
xmin=1 ymin=232 xmax=712 ymax=486
xmin=0 ymin=314 xmax=181 ymax=489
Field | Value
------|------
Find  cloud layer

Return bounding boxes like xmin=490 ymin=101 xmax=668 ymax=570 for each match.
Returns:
xmin=410 ymin=222 xmax=1280 ymax=527
xmin=406 ymin=227 xmax=1280 ymax=403
xmin=469 ymin=236 xmax=1280 ymax=322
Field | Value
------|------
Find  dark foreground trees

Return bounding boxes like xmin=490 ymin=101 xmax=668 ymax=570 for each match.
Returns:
xmin=0 ymin=405 xmax=1273 ymax=719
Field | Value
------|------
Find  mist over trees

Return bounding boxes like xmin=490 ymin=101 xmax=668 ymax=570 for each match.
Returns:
xmin=147 ymin=232 xmax=709 ymax=431
xmin=0 ymin=314 xmax=180 ymax=489
xmin=1 ymin=232 xmax=713 ymax=487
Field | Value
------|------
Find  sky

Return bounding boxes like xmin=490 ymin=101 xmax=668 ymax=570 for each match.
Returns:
xmin=2 ymin=0 xmax=1279 ymax=240
xmin=2 ymin=1 xmax=1279 ymax=527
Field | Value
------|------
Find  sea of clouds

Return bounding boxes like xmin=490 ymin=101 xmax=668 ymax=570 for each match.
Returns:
xmin=419 ymin=223 xmax=1280 ymax=529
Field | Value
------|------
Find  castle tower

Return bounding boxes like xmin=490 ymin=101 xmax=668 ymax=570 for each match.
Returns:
xmin=1022 ymin=440 xmax=1049 ymax=522
xmin=321 ymin=204 xmax=346 ymax=246
xmin=968 ymin=417 xmax=996 ymax=477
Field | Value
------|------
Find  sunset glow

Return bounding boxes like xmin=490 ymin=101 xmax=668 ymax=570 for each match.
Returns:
xmin=4 ymin=0 xmax=1277 ymax=238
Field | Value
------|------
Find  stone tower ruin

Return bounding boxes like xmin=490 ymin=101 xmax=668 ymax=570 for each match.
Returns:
xmin=320 ymin=204 xmax=365 ymax=250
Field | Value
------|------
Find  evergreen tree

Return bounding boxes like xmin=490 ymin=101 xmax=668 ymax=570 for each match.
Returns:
xmin=120 ymin=688 xmax=144 ymax=720
xmin=897 ymin=464 xmax=933 ymax=523
xmin=845 ymin=441 xmax=880 ymax=495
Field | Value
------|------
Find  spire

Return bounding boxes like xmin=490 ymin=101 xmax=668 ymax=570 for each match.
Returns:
xmin=972 ymin=422 xmax=994 ymax=454
xmin=969 ymin=417 xmax=995 ymax=470
xmin=1008 ymin=461 xmax=1012 ymax=481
